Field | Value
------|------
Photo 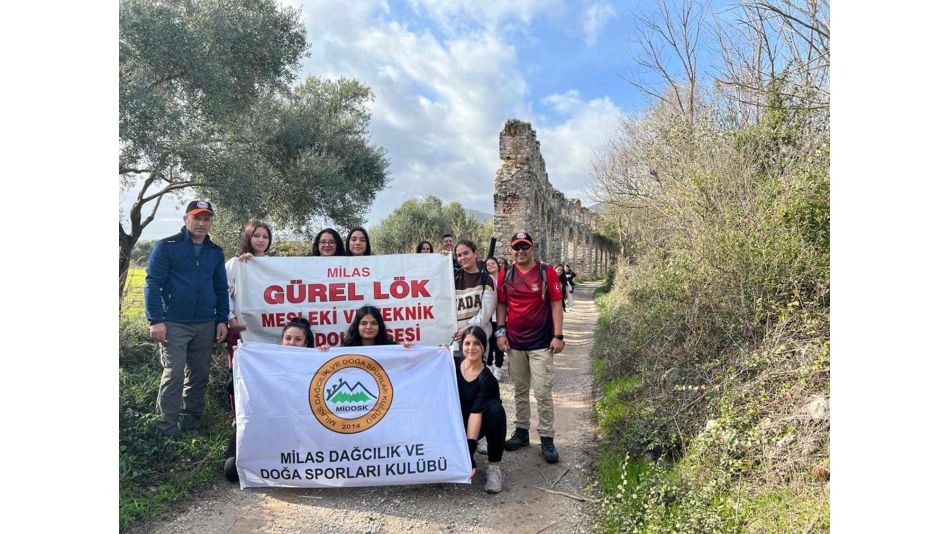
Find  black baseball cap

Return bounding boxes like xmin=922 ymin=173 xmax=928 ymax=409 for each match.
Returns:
xmin=511 ymin=231 xmax=533 ymax=247
xmin=186 ymin=199 xmax=214 ymax=215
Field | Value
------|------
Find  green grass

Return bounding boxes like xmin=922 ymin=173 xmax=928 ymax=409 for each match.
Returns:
xmin=593 ymin=442 xmax=737 ymax=534
xmin=595 ymin=445 xmax=654 ymax=497
xmin=589 ymin=267 xmax=829 ymax=533
xmin=123 ymin=268 xmax=146 ymax=317
xmin=593 ymin=375 xmax=640 ymax=432
xmin=737 ymin=482 xmax=829 ymax=533
xmin=119 ymin=274 xmax=234 ymax=530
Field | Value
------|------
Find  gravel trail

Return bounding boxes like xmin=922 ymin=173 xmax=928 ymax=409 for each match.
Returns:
xmin=129 ymin=281 xmax=603 ymax=534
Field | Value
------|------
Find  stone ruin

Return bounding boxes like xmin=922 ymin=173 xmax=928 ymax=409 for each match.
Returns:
xmin=492 ymin=119 xmax=615 ymax=278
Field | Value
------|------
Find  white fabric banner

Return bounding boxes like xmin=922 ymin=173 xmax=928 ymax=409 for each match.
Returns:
xmin=234 ymin=341 xmax=472 ymax=488
xmin=233 ymin=254 xmax=456 ymax=346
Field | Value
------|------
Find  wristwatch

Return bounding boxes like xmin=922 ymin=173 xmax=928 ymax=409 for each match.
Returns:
xmin=495 ymin=326 xmax=507 ymax=338
xmin=553 ymin=334 xmax=564 ymax=340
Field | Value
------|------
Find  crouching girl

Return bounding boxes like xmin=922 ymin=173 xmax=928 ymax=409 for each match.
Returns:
xmin=450 ymin=325 xmax=506 ymax=493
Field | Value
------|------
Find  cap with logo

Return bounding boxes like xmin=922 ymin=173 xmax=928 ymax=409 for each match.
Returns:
xmin=186 ymin=199 xmax=214 ymax=216
xmin=510 ymin=231 xmax=533 ymax=247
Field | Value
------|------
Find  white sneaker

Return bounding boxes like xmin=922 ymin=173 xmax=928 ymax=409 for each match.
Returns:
xmin=485 ymin=465 xmax=503 ymax=493
xmin=476 ymin=436 xmax=488 ymax=455
xmin=491 ymin=366 xmax=502 ymax=382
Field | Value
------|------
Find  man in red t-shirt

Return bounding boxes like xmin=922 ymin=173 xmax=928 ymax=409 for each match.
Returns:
xmin=496 ymin=231 xmax=564 ymax=463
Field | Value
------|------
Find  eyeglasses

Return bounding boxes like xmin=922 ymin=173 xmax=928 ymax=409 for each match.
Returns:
xmin=511 ymin=243 xmax=532 ymax=251
xmin=318 ymin=241 xmax=336 ymax=247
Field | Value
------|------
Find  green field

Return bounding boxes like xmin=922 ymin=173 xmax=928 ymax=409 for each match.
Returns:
xmin=122 ymin=268 xmax=146 ymax=315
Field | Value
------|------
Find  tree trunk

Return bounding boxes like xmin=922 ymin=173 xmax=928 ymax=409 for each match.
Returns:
xmin=119 ymin=171 xmax=161 ymax=306
xmin=119 ymin=225 xmax=136 ymax=305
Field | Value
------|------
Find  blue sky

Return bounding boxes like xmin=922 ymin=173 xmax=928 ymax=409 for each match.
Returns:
xmin=121 ymin=0 xmax=658 ymax=239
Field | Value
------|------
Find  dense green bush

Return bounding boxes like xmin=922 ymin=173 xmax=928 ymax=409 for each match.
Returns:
xmin=589 ymin=83 xmax=829 ymax=532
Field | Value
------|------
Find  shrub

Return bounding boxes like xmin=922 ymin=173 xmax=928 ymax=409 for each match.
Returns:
xmin=589 ymin=87 xmax=829 ymax=532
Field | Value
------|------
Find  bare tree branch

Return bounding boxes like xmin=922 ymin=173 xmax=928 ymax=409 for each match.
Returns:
xmin=753 ymin=1 xmax=829 ymax=40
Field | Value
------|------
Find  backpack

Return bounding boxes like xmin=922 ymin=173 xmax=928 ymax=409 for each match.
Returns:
xmin=501 ymin=261 xmax=548 ymax=302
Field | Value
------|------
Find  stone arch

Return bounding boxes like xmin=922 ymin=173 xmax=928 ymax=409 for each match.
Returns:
xmin=493 ymin=119 xmax=617 ymax=276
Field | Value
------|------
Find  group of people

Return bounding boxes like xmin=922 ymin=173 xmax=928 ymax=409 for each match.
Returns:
xmin=144 ymin=200 xmax=577 ymax=495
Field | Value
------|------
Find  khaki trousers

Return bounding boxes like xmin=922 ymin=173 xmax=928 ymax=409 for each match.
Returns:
xmin=507 ymin=347 xmax=555 ymax=438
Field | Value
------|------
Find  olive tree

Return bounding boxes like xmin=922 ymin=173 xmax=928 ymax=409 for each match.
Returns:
xmin=370 ymin=196 xmax=492 ymax=255
xmin=119 ymin=0 xmax=389 ymax=298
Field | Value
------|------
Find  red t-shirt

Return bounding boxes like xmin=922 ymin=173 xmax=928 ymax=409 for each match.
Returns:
xmin=497 ymin=262 xmax=563 ymax=350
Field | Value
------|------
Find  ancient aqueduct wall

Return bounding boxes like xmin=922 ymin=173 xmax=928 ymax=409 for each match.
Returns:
xmin=492 ymin=119 xmax=615 ymax=278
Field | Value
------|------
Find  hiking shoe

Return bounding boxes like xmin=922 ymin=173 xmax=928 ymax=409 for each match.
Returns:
xmin=477 ymin=436 xmax=488 ymax=455
xmin=485 ymin=465 xmax=503 ymax=494
xmin=224 ymin=456 xmax=239 ymax=482
xmin=540 ymin=437 xmax=559 ymax=463
xmin=505 ymin=428 xmax=530 ymax=451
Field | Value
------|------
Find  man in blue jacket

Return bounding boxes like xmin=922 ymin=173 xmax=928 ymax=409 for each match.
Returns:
xmin=145 ymin=199 xmax=229 ymax=437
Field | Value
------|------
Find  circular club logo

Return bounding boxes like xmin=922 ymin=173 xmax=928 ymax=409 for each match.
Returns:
xmin=309 ymin=354 xmax=393 ymax=434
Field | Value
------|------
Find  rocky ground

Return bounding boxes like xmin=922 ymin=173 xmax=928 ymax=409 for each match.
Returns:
xmin=128 ymin=282 xmax=602 ymax=534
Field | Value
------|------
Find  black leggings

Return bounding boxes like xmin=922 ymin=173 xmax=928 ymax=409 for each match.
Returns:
xmin=465 ymin=400 xmax=507 ymax=463
xmin=488 ymin=321 xmax=504 ymax=367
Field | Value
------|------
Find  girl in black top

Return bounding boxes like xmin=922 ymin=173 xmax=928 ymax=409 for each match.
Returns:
xmin=451 ymin=325 xmax=506 ymax=493
xmin=345 ymin=227 xmax=372 ymax=256
xmin=340 ymin=305 xmax=413 ymax=348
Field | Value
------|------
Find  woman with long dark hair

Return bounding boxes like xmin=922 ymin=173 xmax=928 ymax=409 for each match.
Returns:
xmin=555 ymin=264 xmax=569 ymax=313
xmin=341 ymin=305 xmax=413 ymax=347
xmin=345 ymin=227 xmax=372 ymax=256
xmin=416 ymin=240 xmax=434 ymax=253
xmin=342 ymin=306 xmax=391 ymax=346
xmin=224 ymin=219 xmax=271 ymax=344
xmin=312 ymin=228 xmax=346 ymax=257
xmin=452 ymin=239 xmax=496 ymax=350
xmin=444 ymin=325 xmax=506 ymax=493
xmin=225 ymin=220 xmax=273 ymax=366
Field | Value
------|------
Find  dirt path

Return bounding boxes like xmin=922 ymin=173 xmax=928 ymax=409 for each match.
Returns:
xmin=130 ymin=282 xmax=602 ymax=534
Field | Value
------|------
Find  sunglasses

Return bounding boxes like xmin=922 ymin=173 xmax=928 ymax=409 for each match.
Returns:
xmin=511 ymin=243 xmax=532 ymax=251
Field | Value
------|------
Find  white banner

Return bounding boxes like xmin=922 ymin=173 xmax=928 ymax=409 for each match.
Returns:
xmin=234 ymin=341 xmax=472 ymax=488
xmin=233 ymin=254 xmax=456 ymax=346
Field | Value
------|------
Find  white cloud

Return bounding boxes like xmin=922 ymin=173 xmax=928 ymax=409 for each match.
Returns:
xmin=408 ymin=0 xmax=565 ymax=32
xmin=537 ymin=94 xmax=623 ymax=203
xmin=542 ymin=89 xmax=584 ymax=114
xmin=292 ymin=2 xmax=535 ymax=222
xmin=583 ymin=2 xmax=617 ymax=47
xmin=122 ymin=0 xmax=626 ymax=239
